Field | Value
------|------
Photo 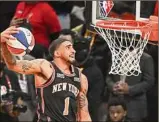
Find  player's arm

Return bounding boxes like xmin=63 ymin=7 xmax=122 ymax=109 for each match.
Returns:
xmin=1 ymin=26 xmax=45 ymax=75
xmin=77 ymin=73 xmax=91 ymax=122
xmin=1 ymin=43 xmax=44 ymax=75
xmin=1 ymin=26 xmax=19 ymax=70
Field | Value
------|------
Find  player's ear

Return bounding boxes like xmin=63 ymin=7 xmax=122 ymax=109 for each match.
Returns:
xmin=54 ymin=50 xmax=60 ymax=57
xmin=124 ymin=111 xmax=127 ymax=117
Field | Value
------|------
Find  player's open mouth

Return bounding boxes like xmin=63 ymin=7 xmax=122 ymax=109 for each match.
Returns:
xmin=69 ymin=55 xmax=75 ymax=58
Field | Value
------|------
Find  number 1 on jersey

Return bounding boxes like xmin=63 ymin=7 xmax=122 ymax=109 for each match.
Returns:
xmin=63 ymin=97 xmax=70 ymax=115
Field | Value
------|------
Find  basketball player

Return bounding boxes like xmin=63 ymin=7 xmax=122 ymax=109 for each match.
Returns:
xmin=1 ymin=26 xmax=91 ymax=122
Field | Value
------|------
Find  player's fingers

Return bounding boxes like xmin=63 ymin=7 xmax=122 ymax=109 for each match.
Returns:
xmin=6 ymin=35 xmax=16 ymax=40
xmin=5 ymin=28 xmax=19 ymax=33
xmin=9 ymin=30 xmax=19 ymax=34
xmin=8 ymin=26 xmax=19 ymax=32
xmin=4 ymin=30 xmax=19 ymax=37
xmin=1 ymin=33 xmax=16 ymax=42
xmin=1 ymin=26 xmax=19 ymax=42
xmin=7 ymin=26 xmax=17 ymax=30
xmin=1 ymin=35 xmax=15 ymax=42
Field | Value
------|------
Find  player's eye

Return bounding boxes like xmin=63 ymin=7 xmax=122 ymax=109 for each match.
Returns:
xmin=66 ymin=45 xmax=72 ymax=50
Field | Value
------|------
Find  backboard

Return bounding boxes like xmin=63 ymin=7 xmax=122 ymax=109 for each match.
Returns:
xmin=92 ymin=1 xmax=150 ymax=25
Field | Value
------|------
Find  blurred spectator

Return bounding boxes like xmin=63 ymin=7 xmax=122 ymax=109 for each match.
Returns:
xmin=146 ymin=44 xmax=158 ymax=122
xmin=106 ymin=96 xmax=131 ymax=122
xmin=49 ymin=1 xmax=73 ymax=29
xmin=70 ymin=1 xmax=86 ymax=29
xmin=106 ymin=52 xmax=154 ymax=122
xmin=0 ymin=54 xmax=21 ymax=122
xmin=49 ymin=1 xmax=85 ymax=29
xmin=10 ymin=1 xmax=61 ymax=58
xmin=83 ymin=1 xmax=92 ymax=31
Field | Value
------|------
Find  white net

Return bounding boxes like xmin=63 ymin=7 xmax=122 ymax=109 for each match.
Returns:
xmin=93 ymin=21 xmax=151 ymax=76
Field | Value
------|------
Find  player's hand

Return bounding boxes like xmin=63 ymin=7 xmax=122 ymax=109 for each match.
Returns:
xmin=0 ymin=26 xmax=18 ymax=43
xmin=10 ymin=17 xmax=26 ymax=26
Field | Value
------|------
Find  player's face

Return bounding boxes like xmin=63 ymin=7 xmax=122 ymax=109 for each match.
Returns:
xmin=58 ymin=41 xmax=76 ymax=64
xmin=109 ymin=105 xmax=126 ymax=122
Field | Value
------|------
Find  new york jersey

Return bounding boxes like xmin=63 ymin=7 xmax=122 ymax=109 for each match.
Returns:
xmin=36 ymin=62 xmax=81 ymax=122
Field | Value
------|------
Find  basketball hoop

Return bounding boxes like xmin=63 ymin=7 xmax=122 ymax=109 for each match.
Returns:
xmin=92 ymin=20 xmax=155 ymax=77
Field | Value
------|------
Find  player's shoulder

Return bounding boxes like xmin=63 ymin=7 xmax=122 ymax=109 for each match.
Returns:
xmin=73 ymin=66 xmax=83 ymax=76
xmin=31 ymin=59 xmax=51 ymax=68
xmin=32 ymin=58 xmax=47 ymax=63
xmin=80 ymin=73 xmax=87 ymax=80
xmin=80 ymin=73 xmax=88 ymax=93
xmin=39 ymin=59 xmax=52 ymax=65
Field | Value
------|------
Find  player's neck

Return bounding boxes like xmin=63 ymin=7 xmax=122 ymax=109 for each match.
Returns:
xmin=53 ymin=59 xmax=71 ymax=74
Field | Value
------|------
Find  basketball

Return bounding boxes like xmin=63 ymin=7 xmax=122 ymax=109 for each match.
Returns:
xmin=6 ymin=27 xmax=35 ymax=56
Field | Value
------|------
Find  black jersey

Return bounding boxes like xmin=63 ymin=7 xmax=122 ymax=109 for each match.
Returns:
xmin=36 ymin=62 xmax=81 ymax=122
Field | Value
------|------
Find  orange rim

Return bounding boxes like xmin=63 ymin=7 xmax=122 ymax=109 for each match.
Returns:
xmin=96 ymin=20 xmax=158 ymax=42
xmin=149 ymin=19 xmax=158 ymax=42
xmin=96 ymin=20 xmax=150 ymax=29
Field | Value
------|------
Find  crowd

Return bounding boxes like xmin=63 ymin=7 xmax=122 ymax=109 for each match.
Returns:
xmin=0 ymin=1 xmax=158 ymax=122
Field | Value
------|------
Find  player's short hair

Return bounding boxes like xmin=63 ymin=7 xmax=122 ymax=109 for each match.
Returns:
xmin=59 ymin=29 xmax=76 ymax=41
xmin=49 ymin=38 xmax=73 ymax=57
xmin=108 ymin=96 xmax=127 ymax=111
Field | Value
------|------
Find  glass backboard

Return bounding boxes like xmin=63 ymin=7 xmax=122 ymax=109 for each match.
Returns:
xmin=92 ymin=1 xmax=151 ymax=25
